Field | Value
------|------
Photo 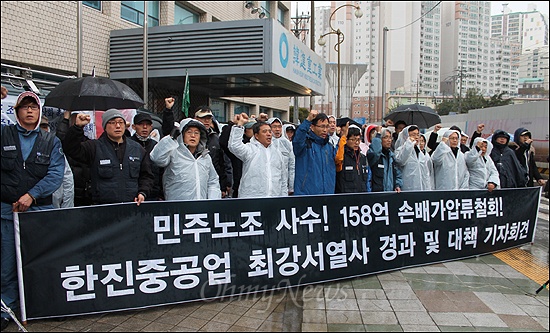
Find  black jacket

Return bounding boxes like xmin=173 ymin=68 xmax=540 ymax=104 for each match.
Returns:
xmin=130 ymin=134 xmax=164 ymax=200
xmin=512 ymin=127 xmax=543 ymax=187
xmin=56 ymin=118 xmax=93 ymax=206
xmin=336 ymin=146 xmax=368 ymax=193
xmin=1 ymin=126 xmax=56 ymax=205
xmin=63 ymin=125 xmax=154 ymax=204
xmin=489 ymin=130 xmax=528 ymax=188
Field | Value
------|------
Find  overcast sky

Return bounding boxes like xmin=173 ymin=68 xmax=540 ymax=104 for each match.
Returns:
xmin=291 ymin=1 xmax=549 ymax=17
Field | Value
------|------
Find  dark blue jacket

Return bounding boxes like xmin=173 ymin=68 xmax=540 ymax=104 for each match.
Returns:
xmin=293 ymin=119 xmax=336 ymax=195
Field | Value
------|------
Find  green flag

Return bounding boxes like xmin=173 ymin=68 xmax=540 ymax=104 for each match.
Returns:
xmin=182 ymin=70 xmax=190 ymax=118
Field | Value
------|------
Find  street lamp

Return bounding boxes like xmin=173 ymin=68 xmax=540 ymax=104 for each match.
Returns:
xmin=318 ymin=4 xmax=363 ymax=116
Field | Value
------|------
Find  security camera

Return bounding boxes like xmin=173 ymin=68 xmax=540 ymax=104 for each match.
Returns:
xmin=259 ymin=11 xmax=266 ymax=19
xmin=245 ymin=1 xmax=253 ymax=9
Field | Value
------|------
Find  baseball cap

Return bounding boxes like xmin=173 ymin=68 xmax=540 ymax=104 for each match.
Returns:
xmin=520 ymin=130 xmax=531 ymax=138
xmin=14 ymin=91 xmax=41 ymax=110
xmin=244 ymin=120 xmax=257 ymax=129
xmin=133 ymin=112 xmax=153 ymax=125
xmin=194 ymin=107 xmax=213 ymax=118
xmin=39 ymin=116 xmax=49 ymax=129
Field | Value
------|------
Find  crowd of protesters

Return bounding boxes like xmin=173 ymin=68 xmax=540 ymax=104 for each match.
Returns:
xmin=1 ymin=88 xmax=548 ymax=330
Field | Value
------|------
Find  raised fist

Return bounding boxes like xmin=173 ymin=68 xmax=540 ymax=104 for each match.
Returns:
xmin=165 ymin=97 xmax=175 ymax=110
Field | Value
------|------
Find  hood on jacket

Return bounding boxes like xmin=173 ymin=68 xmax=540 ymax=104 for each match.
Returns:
xmin=395 ymin=125 xmax=417 ymax=148
xmin=266 ymin=117 xmax=282 ymax=125
xmin=179 ymin=118 xmax=208 ymax=155
xmin=472 ymin=137 xmax=493 ymax=156
xmin=14 ymin=91 xmax=42 ymax=132
xmin=365 ymin=124 xmax=378 ymax=143
xmin=442 ymin=129 xmax=461 ymax=146
xmin=513 ymin=127 xmax=531 ymax=146
xmin=282 ymin=123 xmax=296 ymax=141
xmin=491 ymin=129 xmax=510 ymax=146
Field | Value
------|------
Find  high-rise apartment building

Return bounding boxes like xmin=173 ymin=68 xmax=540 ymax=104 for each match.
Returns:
xmin=311 ymin=1 xmax=548 ymax=123
xmin=491 ymin=3 xmax=549 ymax=54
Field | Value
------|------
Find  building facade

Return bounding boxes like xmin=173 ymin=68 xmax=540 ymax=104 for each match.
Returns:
xmin=307 ymin=1 xmax=547 ymax=125
xmin=1 ymin=1 xmax=308 ymax=122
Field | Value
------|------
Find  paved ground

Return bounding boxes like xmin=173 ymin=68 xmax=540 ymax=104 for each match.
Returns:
xmin=3 ymin=196 xmax=549 ymax=332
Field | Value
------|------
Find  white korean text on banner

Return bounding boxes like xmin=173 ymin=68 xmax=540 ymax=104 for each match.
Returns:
xmin=15 ymin=187 xmax=540 ymax=320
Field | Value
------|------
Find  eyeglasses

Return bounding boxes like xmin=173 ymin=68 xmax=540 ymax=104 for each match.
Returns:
xmin=107 ymin=120 xmax=126 ymax=126
xmin=18 ymin=105 xmax=39 ymax=111
xmin=185 ymin=130 xmax=201 ymax=136
xmin=314 ymin=125 xmax=329 ymax=130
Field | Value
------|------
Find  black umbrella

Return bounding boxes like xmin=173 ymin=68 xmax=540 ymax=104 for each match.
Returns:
xmin=336 ymin=117 xmax=362 ymax=128
xmin=383 ymin=104 xmax=441 ymax=129
xmin=44 ymin=76 xmax=144 ymax=111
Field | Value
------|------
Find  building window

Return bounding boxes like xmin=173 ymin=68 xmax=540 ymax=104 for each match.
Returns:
xmin=259 ymin=1 xmax=270 ymax=18
xmin=210 ymin=99 xmax=227 ymax=122
xmin=277 ymin=6 xmax=285 ymax=25
xmin=234 ymin=103 xmax=250 ymax=116
xmin=174 ymin=4 xmax=199 ymax=25
xmin=83 ymin=1 xmax=101 ymax=10
xmin=121 ymin=1 xmax=159 ymax=27
xmin=273 ymin=110 xmax=283 ymax=119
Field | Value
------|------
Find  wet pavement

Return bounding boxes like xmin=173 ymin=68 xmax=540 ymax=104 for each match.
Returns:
xmin=3 ymin=196 xmax=549 ymax=332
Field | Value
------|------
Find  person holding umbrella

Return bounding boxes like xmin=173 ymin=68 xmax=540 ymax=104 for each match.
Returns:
xmin=394 ymin=125 xmax=433 ymax=191
xmin=63 ymin=109 xmax=154 ymax=205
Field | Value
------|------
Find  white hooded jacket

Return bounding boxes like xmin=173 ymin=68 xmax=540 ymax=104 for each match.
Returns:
xmin=150 ymin=119 xmax=221 ymax=201
xmin=394 ymin=125 xmax=433 ymax=191
xmin=464 ymin=137 xmax=500 ymax=190
xmin=268 ymin=118 xmax=295 ymax=194
xmin=431 ymin=129 xmax=470 ymax=190
xmin=228 ymin=125 xmax=286 ymax=198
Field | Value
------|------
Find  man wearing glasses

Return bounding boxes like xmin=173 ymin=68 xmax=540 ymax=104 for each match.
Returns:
xmin=1 ymin=91 xmax=65 ymax=329
xmin=293 ymin=110 xmax=337 ymax=195
xmin=63 ymin=109 xmax=154 ymax=205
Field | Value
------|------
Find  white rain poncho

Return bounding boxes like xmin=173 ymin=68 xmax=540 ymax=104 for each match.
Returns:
xmin=431 ymin=129 xmax=470 ymax=190
xmin=268 ymin=118 xmax=295 ymax=194
xmin=228 ymin=125 xmax=286 ymax=198
xmin=282 ymin=123 xmax=295 ymax=141
xmin=327 ymin=115 xmax=339 ymax=148
xmin=464 ymin=137 xmax=500 ymax=190
xmin=394 ymin=125 xmax=433 ymax=191
xmin=149 ymin=119 xmax=221 ymax=201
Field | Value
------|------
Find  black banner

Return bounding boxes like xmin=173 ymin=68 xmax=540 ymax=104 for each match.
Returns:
xmin=15 ymin=188 xmax=540 ymax=320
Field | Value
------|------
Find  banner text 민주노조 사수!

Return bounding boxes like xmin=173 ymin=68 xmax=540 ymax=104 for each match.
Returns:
xmin=15 ymin=187 xmax=540 ymax=320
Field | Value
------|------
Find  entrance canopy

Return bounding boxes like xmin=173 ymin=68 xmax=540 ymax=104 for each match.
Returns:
xmin=110 ymin=19 xmax=325 ymax=97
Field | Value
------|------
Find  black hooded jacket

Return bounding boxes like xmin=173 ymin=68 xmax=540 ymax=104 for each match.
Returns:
xmin=489 ymin=130 xmax=528 ymax=188
xmin=512 ymin=127 xmax=543 ymax=187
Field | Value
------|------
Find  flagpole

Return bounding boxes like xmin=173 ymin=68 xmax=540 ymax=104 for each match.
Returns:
xmin=182 ymin=70 xmax=190 ymax=119
xmin=143 ymin=1 xmax=149 ymax=108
